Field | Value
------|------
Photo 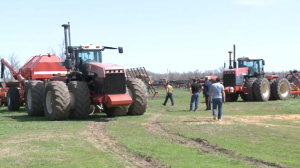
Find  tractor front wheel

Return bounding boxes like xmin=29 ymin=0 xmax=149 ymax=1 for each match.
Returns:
xmin=245 ymin=78 xmax=257 ymax=101
xmin=7 ymin=87 xmax=20 ymax=111
xmin=126 ymin=78 xmax=148 ymax=115
xmin=43 ymin=81 xmax=70 ymax=120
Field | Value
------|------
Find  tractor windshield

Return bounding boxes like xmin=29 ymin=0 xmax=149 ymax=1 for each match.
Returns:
xmin=238 ymin=59 xmax=263 ymax=76
xmin=77 ymin=50 xmax=102 ymax=63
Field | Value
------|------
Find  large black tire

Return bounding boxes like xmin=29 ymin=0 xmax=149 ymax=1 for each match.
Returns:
xmin=253 ymin=78 xmax=270 ymax=101
xmin=68 ymin=81 xmax=91 ymax=120
xmin=26 ymin=81 xmax=45 ymax=116
xmin=7 ymin=87 xmax=20 ymax=111
xmin=127 ymin=78 xmax=148 ymax=115
xmin=226 ymin=93 xmax=239 ymax=102
xmin=271 ymin=78 xmax=290 ymax=100
xmin=245 ymin=78 xmax=257 ymax=101
xmin=43 ymin=81 xmax=70 ymax=121
xmin=268 ymin=78 xmax=277 ymax=100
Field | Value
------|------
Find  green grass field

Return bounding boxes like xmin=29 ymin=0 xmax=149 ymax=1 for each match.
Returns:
xmin=0 ymin=89 xmax=299 ymax=167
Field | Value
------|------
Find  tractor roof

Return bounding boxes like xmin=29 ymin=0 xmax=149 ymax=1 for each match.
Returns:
xmin=237 ymin=56 xmax=262 ymax=61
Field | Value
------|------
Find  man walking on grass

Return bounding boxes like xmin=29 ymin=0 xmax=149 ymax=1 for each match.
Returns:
xmin=203 ymin=77 xmax=212 ymax=110
xmin=162 ymin=82 xmax=174 ymax=106
xmin=189 ymin=79 xmax=200 ymax=111
xmin=208 ymin=77 xmax=225 ymax=121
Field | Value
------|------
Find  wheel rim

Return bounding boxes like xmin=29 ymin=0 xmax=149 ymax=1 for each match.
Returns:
xmin=46 ymin=91 xmax=53 ymax=114
xmin=262 ymin=81 xmax=269 ymax=98
xmin=280 ymin=81 xmax=289 ymax=97
xmin=27 ymin=89 xmax=32 ymax=110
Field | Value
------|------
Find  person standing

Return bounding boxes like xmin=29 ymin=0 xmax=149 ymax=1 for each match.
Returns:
xmin=203 ymin=77 xmax=212 ymax=110
xmin=162 ymin=82 xmax=174 ymax=106
xmin=208 ymin=77 xmax=225 ymax=121
xmin=189 ymin=79 xmax=200 ymax=111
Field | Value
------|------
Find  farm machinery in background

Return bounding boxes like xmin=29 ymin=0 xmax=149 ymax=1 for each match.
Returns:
xmin=126 ymin=67 xmax=159 ymax=98
xmin=0 ymin=82 xmax=19 ymax=106
xmin=1 ymin=22 xmax=148 ymax=120
xmin=223 ymin=44 xmax=293 ymax=102
xmin=285 ymin=70 xmax=300 ymax=96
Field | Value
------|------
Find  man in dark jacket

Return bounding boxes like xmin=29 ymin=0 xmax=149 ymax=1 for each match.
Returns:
xmin=203 ymin=77 xmax=212 ymax=110
xmin=189 ymin=79 xmax=200 ymax=111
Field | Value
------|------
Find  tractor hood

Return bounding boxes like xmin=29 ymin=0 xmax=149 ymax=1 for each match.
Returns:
xmin=223 ymin=67 xmax=248 ymax=77
xmin=86 ymin=62 xmax=125 ymax=78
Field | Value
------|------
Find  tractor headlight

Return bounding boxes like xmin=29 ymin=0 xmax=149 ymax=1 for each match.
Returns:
xmin=230 ymin=87 xmax=234 ymax=93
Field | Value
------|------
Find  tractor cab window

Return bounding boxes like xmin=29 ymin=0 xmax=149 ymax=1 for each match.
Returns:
xmin=238 ymin=60 xmax=263 ymax=76
xmin=77 ymin=50 xmax=102 ymax=63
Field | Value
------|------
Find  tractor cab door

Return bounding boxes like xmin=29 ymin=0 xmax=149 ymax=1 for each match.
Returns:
xmin=75 ymin=50 xmax=102 ymax=80
xmin=238 ymin=59 xmax=264 ymax=77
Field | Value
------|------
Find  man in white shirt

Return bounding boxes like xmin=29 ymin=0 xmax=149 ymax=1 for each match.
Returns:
xmin=208 ymin=78 xmax=226 ymax=121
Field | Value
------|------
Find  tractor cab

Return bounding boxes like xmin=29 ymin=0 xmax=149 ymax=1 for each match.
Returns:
xmin=237 ymin=56 xmax=265 ymax=77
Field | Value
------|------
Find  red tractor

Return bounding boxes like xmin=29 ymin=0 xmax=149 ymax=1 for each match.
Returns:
xmin=223 ymin=45 xmax=290 ymax=102
xmin=51 ymin=22 xmax=147 ymax=120
xmin=1 ymin=22 xmax=148 ymax=120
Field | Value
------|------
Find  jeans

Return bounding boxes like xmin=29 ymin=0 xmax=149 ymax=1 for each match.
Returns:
xmin=190 ymin=92 xmax=199 ymax=111
xmin=204 ymin=95 xmax=211 ymax=110
xmin=212 ymin=98 xmax=222 ymax=120
xmin=163 ymin=93 xmax=174 ymax=105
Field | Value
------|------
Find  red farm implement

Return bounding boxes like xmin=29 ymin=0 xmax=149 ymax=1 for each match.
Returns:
xmin=285 ymin=70 xmax=300 ymax=96
xmin=1 ymin=54 xmax=67 ymax=111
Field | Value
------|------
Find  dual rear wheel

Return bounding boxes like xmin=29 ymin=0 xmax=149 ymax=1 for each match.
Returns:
xmin=227 ymin=77 xmax=290 ymax=102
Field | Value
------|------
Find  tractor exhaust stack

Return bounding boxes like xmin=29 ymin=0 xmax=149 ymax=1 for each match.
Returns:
xmin=228 ymin=51 xmax=232 ymax=69
xmin=233 ymin=44 xmax=236 ymax=68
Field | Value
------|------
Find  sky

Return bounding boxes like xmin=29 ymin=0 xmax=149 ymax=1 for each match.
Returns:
xmin=0 ymin=0 xmax=300 ymax=74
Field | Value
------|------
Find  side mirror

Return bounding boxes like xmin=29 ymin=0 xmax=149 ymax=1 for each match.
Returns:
xmin=118 ymin=47 xmax=123 ymax=54
xmin=224 ymin=62 xmax=226 ymax=68
xmin=262 ymin=60 xmax=265 ymax=65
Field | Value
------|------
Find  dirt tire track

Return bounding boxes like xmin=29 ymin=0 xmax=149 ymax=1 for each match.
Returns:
xmin=80 ymin=118 xmax=167 ymax=168
xmin=147 ymin=114 xmax=288 ymax=168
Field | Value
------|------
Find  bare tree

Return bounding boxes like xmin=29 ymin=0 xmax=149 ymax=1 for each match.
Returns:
xmin=47 ymin=38 xmax=66 ymax=61
xmin=58 ymin=38 xmax=66 ymax=61
xmin=3 ymin=53 xmax=21 ymax=82
xmin=47 ymin=46 xmax=57 ymax=55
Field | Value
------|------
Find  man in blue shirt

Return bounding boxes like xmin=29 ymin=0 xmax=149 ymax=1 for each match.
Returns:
xmin=208 ymin=78 xmax=226 ymax=121
xmin=203 ymin=77 xmax=212 ymax=110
